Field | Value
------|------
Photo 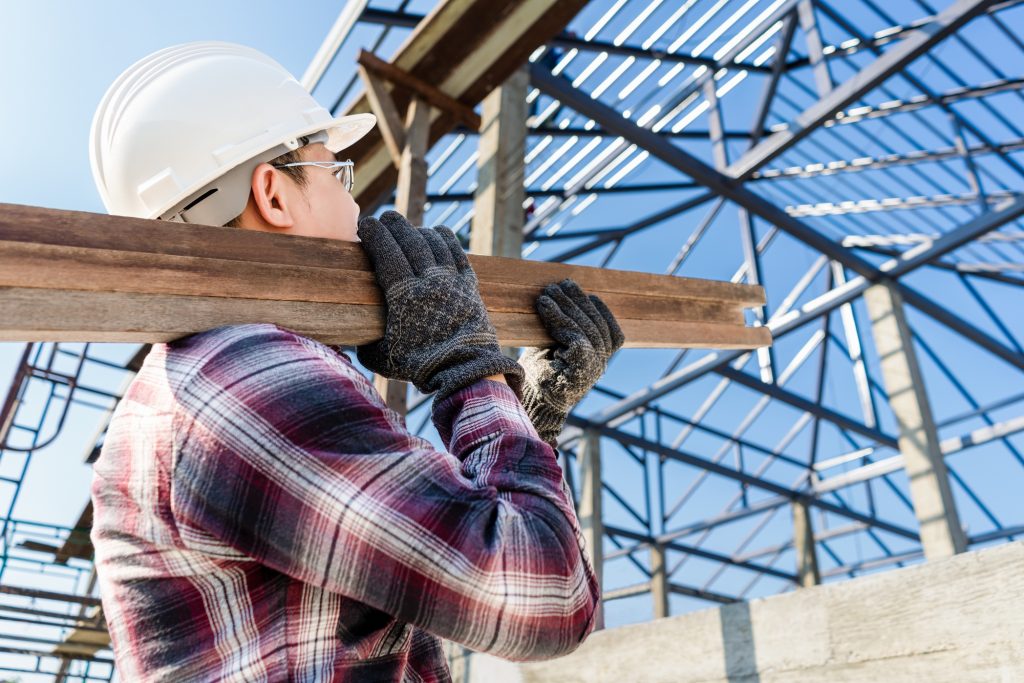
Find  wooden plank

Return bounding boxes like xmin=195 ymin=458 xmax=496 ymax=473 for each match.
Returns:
xmin=358 ymin=65 xmax=406 ymax=167
xmin=358 ymin=50 xmax=481 ymax=131
xmin=0 ymin=204 xmax=766 ymax=306
xmin=0 ymin=288 xmax=771 ymax=349
xmin=0 ymin=204 xmax=772 ymax=349
xmin=0 ymin=240 xmax=748 ymax=323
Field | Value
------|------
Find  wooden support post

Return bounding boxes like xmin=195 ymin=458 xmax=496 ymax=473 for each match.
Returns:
xmin=471 ymin=67 xmax=526 ymax=260
xmin=395 ymin=97 xmax=430 ymax=226
xmin=650 ymin=543 xmax=670 ymax=619
xmin=358 ymin=65 xmax=406 ymax=168
xmin=472 ymin=67 xmax=527 ymax=359
xmin=864 ymin=282 xmax=967 ymax=559
xmin=375 ymin=97 xmax=432 ymax=415
xmin=578 ymin=429 xmax=604 ymax=630
xmin=791 ymin=499 xmax=821 ymax=587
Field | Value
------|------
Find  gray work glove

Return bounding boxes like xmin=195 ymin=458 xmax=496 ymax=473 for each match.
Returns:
xmin=519 ymin=279 xmax=625 ymax=446
xmin=356 ymin=210 xmax=524 ymax=402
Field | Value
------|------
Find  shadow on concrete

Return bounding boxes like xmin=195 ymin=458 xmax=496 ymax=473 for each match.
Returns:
xmin=720 ymin=600 xmax=761 ymax=682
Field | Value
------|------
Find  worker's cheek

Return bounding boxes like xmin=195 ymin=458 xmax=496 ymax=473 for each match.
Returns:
xmin=340 ymin=193 xmax=360 ymax=242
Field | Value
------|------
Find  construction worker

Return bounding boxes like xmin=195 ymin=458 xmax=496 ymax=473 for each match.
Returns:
xmin=88 ymin=42 xmax=623 ymax=681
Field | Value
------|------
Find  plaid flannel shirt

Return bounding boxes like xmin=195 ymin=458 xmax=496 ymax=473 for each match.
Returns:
xmin=90 ymin=323 xmax=598 ymax=682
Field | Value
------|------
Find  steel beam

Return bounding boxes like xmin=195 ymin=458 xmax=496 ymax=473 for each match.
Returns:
xmin=520 ymin=126 xmax=762 ymax=141
xmin=549 ymin=34 xmax=772 ymax=72
xmin=726 ymin=0 xmax=993 ymax=180
xmin=883 ymin=194 xmax=1024 ymax=278
xmin=816 ymin=414 xmax=1024 ymax=493
xmin=547 ymin=192 xmax=716 ymax=262
xmin=814 ymin=0 xmax=1024 ymax=184
xmin=604 ymin=524 xmax=797 ymax=582
xmin=820 ymin=77 xmax=1024 ymax=127
xmin=566 ymin=415 xmax=920 ymax=542
xmin=755 ymin=138 xmax=1024 ymax=180
xmin=603 ymin=496 xmax=792 ymax=563
xmin=529 ymin=62 xmax=882 ymax=279
xmin=358 ymin=8 xmax=773 ymax=72
xmin=523 ymin=0 xmax=802 ymax=231
xmin=844 ymin=231 xmax=1024 ymax=248
xmin=750 ymin=12 xmax=798 ymax=148
xmin=716 ymin=366 xmax=898 ymax=448
xmin=785 ymin=191 xmax=1018 ymax=217
xmin=301 ymin=0 xmax=370 ymax=91
xmin=543 ymin=69 xmax=1024 ymax=425
xmin=797 ymin=0 xmax=834 ymax=96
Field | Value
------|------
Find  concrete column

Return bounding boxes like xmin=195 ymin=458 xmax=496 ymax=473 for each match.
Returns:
xmin=791 ymin=499 xmax=821 ymax=587
xmin=471 ymin=67 xmax=527 ymax=261
xmin=864 ymin=281 xmax=967 ymax=559
xmin=650 ymin=543 xmax=670 ymax=619
xmin=579 ymin=429 xmax=604 ymax=630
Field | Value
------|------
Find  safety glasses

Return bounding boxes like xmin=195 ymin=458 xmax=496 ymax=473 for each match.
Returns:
xmin=272 ymin=159 xmax=355 ymax=193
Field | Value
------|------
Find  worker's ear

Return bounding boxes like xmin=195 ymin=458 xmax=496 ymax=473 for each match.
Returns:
xmin=249 ymin=163 xmax=296 ymax=229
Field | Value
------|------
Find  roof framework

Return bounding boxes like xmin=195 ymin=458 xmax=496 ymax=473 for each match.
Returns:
xmin=1 ymin=0 xmax=1022 ymax=675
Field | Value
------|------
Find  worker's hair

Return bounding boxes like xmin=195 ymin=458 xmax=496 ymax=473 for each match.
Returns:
xmin=223 ymin=147 xmax=310 ymax=228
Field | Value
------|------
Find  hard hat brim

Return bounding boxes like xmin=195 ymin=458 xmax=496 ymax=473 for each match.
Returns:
xmin=322 ymin=113 xmax=378 ymax=155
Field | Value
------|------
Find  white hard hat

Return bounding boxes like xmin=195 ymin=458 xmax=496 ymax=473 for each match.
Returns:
xmin=90 ymin=41 xmax=377 ymax=226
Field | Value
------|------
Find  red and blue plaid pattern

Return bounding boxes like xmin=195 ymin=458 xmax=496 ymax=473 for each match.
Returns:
xmin=90 ymin=323 xmax=598 ymax=681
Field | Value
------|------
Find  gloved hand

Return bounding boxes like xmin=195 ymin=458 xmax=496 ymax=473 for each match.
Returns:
xmin=519 ymin=279 xmax=625 ymax=446
xmin=356 ymin=210 xmax=524 ymax=402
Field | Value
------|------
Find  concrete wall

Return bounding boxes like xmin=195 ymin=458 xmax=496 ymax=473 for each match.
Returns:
xmin=452 ymin=540 xmax=1024 ymax=682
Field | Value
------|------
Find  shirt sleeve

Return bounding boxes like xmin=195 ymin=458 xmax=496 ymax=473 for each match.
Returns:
xmin=168 ymin=325 xmax=599 ymax=661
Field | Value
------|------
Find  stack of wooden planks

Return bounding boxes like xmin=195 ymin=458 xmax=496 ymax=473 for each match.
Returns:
xmin=0 ymin=203 xmax=771 ymax=349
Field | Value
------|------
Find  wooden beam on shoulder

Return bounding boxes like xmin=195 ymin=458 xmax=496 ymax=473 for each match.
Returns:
xmin=0 ymin=203 xmax=772 ymax=351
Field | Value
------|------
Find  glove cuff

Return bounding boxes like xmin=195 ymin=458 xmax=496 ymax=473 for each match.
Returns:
xmin=432 ymin=353 xmax=526 ymax=404
xmin=520 ymin=381 xmax=569 ymax=445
